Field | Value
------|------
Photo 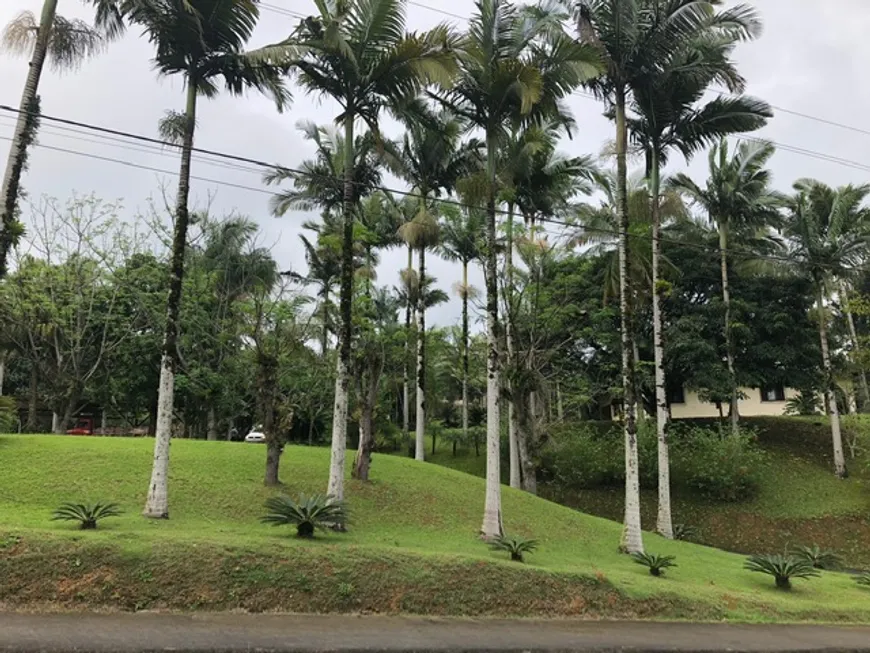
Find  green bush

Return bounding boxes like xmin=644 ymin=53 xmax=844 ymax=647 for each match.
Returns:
xmin=670 ymin=426 xmax=766 ymax=502
xmin=0 ymin=396 xmax=16 ymax=433
xmin=538 ymin=425 xmax=621 ymax=489
xmin=539 ymin=422 xmax=765 ymax=502
xmin=857 ymin=571 xmax=870 ymax=588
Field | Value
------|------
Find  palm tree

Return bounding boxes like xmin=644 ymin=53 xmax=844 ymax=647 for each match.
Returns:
xmin=136 ymin=0 xmax=291 ymax=519
xmin=266 ymin=120 xmax=383 ymax=219
xmin=436 ymin=0 xmax=600 ymax=539
xmin=282 ymin=0 xmax=458 ymax=508
xmin=199 ymin=216 xmax=278 ymax=442
xmin=574 ymin=0 xmax=761 ymax=555
xmin=509 ymin=125 xmax=597 ymax=493
xmin=670 ymin=139 xmax=780 ymax=439
xmin=295 ymin=235 xmax=340 ymax=356
xmin=439 ymin=204 xmax=485 ymax=457
xmin=628 ymin=25 xmax=769 ymax=538
xmin=785 ymin=180 xmax=870 ymax=478
xmin=386 ymin=112 xmax=471 ymax=461
xmin=0 ymin=0 xmax=123 ymax=279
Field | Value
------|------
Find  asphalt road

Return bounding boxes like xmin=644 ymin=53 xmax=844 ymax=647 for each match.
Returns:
xmin=1 ymin=613 xmax=869 ymax=652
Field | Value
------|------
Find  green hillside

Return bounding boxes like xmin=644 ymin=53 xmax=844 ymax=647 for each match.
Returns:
xmin=1 ymin=434 xmax=869 ymax=621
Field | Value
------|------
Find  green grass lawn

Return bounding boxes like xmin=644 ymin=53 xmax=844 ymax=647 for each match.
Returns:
xmin=419 ymin=418 xmax=870 ymax=568
xmin=1 ymin=434 xmax=869 ymax=621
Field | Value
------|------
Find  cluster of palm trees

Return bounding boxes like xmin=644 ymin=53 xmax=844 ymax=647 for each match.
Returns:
xmin=4 ymin=0 xmax=868 ymax=556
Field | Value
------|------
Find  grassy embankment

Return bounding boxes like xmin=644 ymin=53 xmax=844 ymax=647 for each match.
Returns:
xmin=423 ymin=417 xmax=870 ymax=568
xmin=1 ymin=433 xmax=868 ymax=621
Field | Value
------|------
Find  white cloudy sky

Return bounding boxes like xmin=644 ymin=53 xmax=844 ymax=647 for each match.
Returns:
xmin=1 ymin=0 xmax=869 ymax=327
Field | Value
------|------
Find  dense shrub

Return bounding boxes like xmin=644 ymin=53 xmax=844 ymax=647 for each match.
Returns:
xmin=539 ymin=421 xmax=765 ymax=502
xmin=670 ymin=426 xmax=766 ymax=502
xmin=0 ymin=396 xmax=16 ymax=433
xmin=538 ymin=425 xmax=621 ymax=489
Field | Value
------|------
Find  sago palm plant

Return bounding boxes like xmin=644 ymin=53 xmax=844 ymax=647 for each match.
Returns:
xmin=744 ymin=554 xmax=820 ymax=590
xmin=52 ymin=502 xmax=122 ymax=530
xmin=490 ymin=534 xmax=538 ymax=562
xmin=261 ymin=494 xmax=348 ymax=538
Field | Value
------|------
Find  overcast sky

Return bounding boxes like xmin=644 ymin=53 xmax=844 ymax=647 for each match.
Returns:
xmin=2 ymin=0 xmax=869 ymax=327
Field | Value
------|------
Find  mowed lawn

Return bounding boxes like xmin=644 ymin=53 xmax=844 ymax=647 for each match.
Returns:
xmin=1 ymin=434 xmax=869 ymax=621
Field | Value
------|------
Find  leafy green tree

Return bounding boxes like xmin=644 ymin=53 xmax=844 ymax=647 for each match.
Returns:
xmin=134 ymin=0 xmax=292 ymax=519
xmin=282 ymin=0 xmax=458 ymax=506
xmin=0 ymin=0 xmax=123 ymax=279
xmin=670 ymin=139 xmax=781 ymax=438
xmin=785 ymin=180 xmax=870 ymax=478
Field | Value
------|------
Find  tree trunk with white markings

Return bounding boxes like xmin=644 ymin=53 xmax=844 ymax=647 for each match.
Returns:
xmin=144 ymin=79 xmax=198 ymax=519
xmin=481 ymin=133 xmax=503 ymax=540
xmin=650 ymin=153 xmax=673 ymax=540
xmin=818 ymin=284 xmax=847 ymax=478
xmin=719 ymin=224 xmax=739 ymax=437
xmin=415 ymin=247 xmax=427 ymax=462
xmin=325 ymin=111 xmax=356 ymax=518
xmin=615 ymin=90 xmax=643 ymax=554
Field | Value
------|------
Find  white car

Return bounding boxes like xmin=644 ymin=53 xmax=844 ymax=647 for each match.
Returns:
xmin=244 ymin=430 xmax=266 ymax=443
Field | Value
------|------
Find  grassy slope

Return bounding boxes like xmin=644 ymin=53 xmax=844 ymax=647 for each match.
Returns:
xmin=423 ymin=418 xmax=870 ymax=568
xmin=1 ymin=434 xmax=869 ymax=621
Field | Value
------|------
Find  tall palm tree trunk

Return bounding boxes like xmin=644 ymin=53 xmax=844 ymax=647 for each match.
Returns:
xmin=615 ymin=89 xmax=643 ymax=554
xmin=481 ymin=132 xmax=503 ymax=540
xmin=650 ymin=154 xmax=673 ymax=539
xmin=818 ymin=284 xmax=847 ymax=478
xmin=506 ymin=203 xmax=520 ymax=488
xmin=320 ymin=288 xmax=329 ymax=356
xmin=403 ymin=245 xmax=413 ymax=456
xmin=326 ymin=113 xmax=355 ymax=511
xmin=0 ymin=0 xmax=57 ymax=279
xmin=144 ymin=80 xmax=198 ymax=519
xmin=841 ymin=282 xmax=870 ymax=411
xmin=719 ymin=224 xmax=739 ymax=436
xmin=461 ymin=260 xmax=471 ymax=455
xmin=415 ymin=246 xmax=427 ymax=461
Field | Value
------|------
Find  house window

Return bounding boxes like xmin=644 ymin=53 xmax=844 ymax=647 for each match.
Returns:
xmin=760 ymin=385 xmax=785 ymax=402
xmin=668 ymin=385 xmax=686 ymax=405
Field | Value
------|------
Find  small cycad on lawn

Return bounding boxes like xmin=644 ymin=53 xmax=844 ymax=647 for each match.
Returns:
xmin=744 ymin=554 xmax=820 ymax=590
xmin=857 ymin=572 xmax=870 ymax=588
xmin=52 ymin=502 xmax=122 ymax=530
xmin=790 ymin=545 xmax=842 ymax=570
xmin=261 ymin=494 xmax=347 ymax=538
xmin=672 ymin=524 xmax=699 ymax=541
xmin=631 ymin=552 xmax=677 ymax=577
xmin=490 ymin=535 xmax=538 ymax=562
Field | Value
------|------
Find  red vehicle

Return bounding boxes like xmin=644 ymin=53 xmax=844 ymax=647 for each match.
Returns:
xmin=66 ymin=418 xmax=94 ymax=435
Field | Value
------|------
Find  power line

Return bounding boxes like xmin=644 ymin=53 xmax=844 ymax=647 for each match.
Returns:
xmin=0 ymin=134 xmax=274 ymax=197
xmin=4 ymin=103 xmax=870 ymax=277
